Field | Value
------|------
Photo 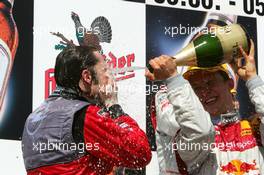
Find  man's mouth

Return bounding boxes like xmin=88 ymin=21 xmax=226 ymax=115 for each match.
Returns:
xmin=204 ymin=97 xmax=217 ymax=105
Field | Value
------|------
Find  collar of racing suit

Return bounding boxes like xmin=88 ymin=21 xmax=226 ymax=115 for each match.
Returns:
xmin=211 ymin=110 xmax=240 ymax=126
xmin=49 ymin=86 xmax=101 ymax=105
xmin=49 ymin=86 xmax=80 ymax=99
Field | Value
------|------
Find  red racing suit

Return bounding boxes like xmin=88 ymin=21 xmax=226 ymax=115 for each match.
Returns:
xmin=24 ymin=102 xmax=151 ymax=175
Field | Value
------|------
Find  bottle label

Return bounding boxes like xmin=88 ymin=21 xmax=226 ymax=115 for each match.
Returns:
xmin=0 ymin=38 xmax=11 ymax=102
xmin=215 ymin=24 xmax=249 ymax=62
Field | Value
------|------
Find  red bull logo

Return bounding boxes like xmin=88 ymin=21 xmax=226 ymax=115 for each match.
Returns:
xmin=220 ymin=159 xmax=258 ymax=175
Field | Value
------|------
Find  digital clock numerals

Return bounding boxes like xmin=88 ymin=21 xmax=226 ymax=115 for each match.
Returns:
xmin=243 ymin=0 xmax=264 ymax=16
xmin=154 ymin=0 xmax=264 ymax=17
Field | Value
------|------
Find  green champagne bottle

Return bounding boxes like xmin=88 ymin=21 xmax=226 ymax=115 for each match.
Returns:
xmin=148 ymin=24 xmax=250 ymax=72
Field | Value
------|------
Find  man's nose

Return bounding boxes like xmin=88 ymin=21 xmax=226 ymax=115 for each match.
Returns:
xmin=198 ymin=86 xmax=210 ymax=98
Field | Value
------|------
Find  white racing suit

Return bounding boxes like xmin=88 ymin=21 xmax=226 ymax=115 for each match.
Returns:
xmin=156 ymin=74 xmax=264 ymax=175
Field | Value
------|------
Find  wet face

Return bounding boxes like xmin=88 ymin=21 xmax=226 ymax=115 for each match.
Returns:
xmin=90 ymin=51 xmax=115 ymax=99
xmin=188 ymin=71 xmax=234 ymax=116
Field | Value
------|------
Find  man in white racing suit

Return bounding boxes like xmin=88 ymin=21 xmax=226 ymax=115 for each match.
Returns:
xmin=145 ymin=40 xmax=264 ymax=175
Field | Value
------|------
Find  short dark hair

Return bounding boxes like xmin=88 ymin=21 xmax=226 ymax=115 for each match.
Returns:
xmin=54 ymin=46 xmax=98 ymax=92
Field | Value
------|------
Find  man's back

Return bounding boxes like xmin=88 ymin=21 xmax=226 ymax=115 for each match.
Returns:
xmin=22 ymin=94 xmax=151 ymax=175
xmin=22 ymin=96 xmax=96 ymax=174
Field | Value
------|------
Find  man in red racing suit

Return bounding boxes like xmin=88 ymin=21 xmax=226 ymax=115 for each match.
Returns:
xmin=22 ymin=46 xmax=151 ymax=175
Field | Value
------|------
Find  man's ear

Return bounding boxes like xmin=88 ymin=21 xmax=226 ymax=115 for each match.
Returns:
xmin=81 ymin=69 xmax=92 ymax=85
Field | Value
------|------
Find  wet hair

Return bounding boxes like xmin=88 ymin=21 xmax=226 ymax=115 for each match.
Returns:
xmin=54 ymin=46 xmax=99 ymax=93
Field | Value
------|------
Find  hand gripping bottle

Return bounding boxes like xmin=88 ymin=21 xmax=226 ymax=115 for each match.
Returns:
xmin=0 ymin=0 xmax=19 ymax=109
